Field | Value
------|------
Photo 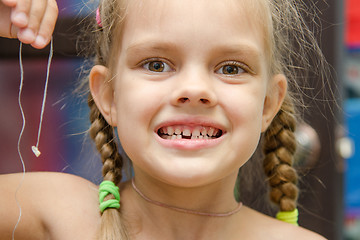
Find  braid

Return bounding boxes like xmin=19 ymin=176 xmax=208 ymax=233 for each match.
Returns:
xmin=88 ymin=93 xmax=123 ymax=185
xmin=263 ymin=94 xmax=299 ymax=212
xmin=88 ymin=93 xmax=129 ymax=239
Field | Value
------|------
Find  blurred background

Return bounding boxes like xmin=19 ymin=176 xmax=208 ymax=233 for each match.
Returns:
xmin=0 ymin=0 xmax=359 ymax=239
xmin=0 ymin=0 xmax=107 ymax=182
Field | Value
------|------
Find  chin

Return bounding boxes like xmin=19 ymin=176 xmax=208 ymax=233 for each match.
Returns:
xmin=151 ymin=162 xmax=229 ymax=188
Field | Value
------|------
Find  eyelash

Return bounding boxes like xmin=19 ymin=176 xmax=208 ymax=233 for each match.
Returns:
xmin=138 ymin=58 xmax=251 ymax=75
xmin=140 ymin=58 xmax=174 ymax=73
xmin=215 ymin=61 xmax=250 ymax=76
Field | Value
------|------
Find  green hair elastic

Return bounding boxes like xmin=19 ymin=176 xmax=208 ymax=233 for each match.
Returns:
xmin=99 ymin=180 xmax=120 ymax=213
xmin=276 ymin=208 xmax=299 ymax=226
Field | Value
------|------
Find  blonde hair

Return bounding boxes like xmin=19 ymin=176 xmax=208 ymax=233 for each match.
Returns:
xmin=81 ymin=0 xmax=328 ymax=239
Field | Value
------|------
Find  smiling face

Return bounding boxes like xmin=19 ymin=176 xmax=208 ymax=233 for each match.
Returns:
xmin=91 ymin=0 xmax=286 ymax=188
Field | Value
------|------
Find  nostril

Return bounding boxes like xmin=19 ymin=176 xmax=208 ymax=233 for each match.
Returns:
xmin=177 ymin=97 xmax=211 ymax=104
xmin=178 ymin=97 xmax=189 ymax=103
xmin=200 ymin=98 xmax=210 ymax=104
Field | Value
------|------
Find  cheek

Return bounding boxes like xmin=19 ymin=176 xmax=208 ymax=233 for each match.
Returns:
xmin=115 ymin=77 xmax=159 ymax=119
xmin=114 ymin=78 xmax=165 ymax=144
xmin=219 ymin=86 xmax=266 ymax=127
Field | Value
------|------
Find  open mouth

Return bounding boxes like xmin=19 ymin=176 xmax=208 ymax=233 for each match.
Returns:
xmin=157 ymin=125 xmax=223 ymax=140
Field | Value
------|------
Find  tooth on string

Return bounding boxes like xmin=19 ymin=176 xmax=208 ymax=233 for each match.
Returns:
xmin=31 ymin=146 xmax=41 ymax=157
xmin=171 ymin=135 xmax=177 ymax=140
xmin=176 ymin=135 xmax=182 ymax=139
xmin=14 ymin=38 xmax=53 ymax=240
xmin=32 ymin=37 xmax=53 ymax=158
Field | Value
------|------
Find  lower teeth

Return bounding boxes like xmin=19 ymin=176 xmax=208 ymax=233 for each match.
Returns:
xmin=159 ymin=130 xmax=222 ymax=139
xmin=162 ymin=134 xmax=215 ymax=139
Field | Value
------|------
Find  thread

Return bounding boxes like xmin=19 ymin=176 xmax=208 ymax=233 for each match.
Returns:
xmin=12 ymin=41 xmax=27 ymax=240
xmin=32 ymin=37 xmax=54 ymax=157
xmin=13 ymin=38 xmax=54 ymax=239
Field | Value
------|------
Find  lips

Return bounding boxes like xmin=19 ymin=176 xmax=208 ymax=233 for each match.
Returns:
xmin=157 ymin=125 xmax=223 ymax=140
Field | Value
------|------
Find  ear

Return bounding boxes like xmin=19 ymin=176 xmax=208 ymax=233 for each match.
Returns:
xmin=89 ymin=65 xmax=118 ymax=126
xmin=261 ymin=74 xmax=287 ymax=132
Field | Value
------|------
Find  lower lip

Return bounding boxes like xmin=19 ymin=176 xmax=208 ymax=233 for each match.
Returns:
xmin=155 ymin=134 xmax=225 ymax=150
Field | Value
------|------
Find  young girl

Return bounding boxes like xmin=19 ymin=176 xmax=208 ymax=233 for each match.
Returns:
xmin=0 ymin=0 xmax=327 ymax=239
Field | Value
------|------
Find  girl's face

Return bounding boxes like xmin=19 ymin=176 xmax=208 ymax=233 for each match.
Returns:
xmin=97 ymin=0 xmax=285 ymax=187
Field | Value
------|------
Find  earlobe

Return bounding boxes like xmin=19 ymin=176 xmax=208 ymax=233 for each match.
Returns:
xmin=89 ymin=65 xmax=118 ymax=126
xmin=261 ymin=74 xmax=287 ymax=132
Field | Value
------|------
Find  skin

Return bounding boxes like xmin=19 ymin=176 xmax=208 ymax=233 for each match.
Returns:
xmin=90 ymin=0 xmax=326 ymax=239
xmin=0 ymin=0 xmax=326 ymax=239
xmin=0 ymin=0 xmax=58 ymax=48
xmin=92 ymin=0 xmax=283 ymax=212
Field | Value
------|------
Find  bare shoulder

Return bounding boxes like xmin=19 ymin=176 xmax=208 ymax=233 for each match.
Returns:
xmin=0 ymin=172 xmax=100 ymax=240
xmin=234 ymin=206 xmax=326 ymax=240
xmin=0 ymin=171 xmax=98 ymax=203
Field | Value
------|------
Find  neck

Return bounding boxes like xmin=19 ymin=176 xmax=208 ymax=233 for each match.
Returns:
xmin=131 ymin=178 xmax=242 ymax=217
xmin=124 ymin=174 xmax=242 ymax=239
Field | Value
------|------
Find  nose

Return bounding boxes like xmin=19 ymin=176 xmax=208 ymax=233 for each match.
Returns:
xmin=170 ymin=70 xmax=218 ymax=107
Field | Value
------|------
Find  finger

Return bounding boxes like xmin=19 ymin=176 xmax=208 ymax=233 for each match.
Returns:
xmin=10 ymin=22 xmax=18 ymax=38
xmin=0 ymin=2 xmax=16 ymax=38
xmin=1 ymin=0 xmax=17 ymax=7
xmin=26 ymin=0 xmax=47 ymax=36
xmin=31 ymin=0 xmax=58 ymax=49
xmin=17 ymin=0 xmax=48 ymax=45
xmin=17 ymin=27 xmax=35 ymax=44
xmin=11 ymin=0 xmax=31 ymax=28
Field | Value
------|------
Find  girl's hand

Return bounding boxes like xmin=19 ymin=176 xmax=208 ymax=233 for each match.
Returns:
xmin=0 ymin=0 xmax=58 ymax=49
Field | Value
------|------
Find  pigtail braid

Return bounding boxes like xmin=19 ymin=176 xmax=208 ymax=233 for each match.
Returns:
xmin=88 ymin=94 xmax=129 ymax=239
xmin=263 ymin=94 xmax=299 ymax=212
xmin=88 ymin=94 xmax=123 ymax=184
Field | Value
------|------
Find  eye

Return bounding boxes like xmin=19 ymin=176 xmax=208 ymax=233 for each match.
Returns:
xmin=143 ymin=60 xmax=172 ymax=72
xmin=216 ymin=62 xmax=246 ymax=75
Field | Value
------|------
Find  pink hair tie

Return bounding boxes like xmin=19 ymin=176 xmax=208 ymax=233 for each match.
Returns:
xmin=96 ymin=7 xmax=103 ymax=27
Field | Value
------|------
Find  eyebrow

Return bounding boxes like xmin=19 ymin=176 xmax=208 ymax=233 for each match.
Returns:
xmin=213 ymin=44 xmax=262 ymax=61
xmin=126 ymin=41 xmax=179 ymax=55
xmin=126 ymin=40 xmax=263 ymax=68
xmin=211 ymin=43 xmax=263 ymax=73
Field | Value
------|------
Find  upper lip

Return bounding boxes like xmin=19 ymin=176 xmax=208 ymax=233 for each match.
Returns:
xmin=154 ymin=116 xmax=226 ymax=134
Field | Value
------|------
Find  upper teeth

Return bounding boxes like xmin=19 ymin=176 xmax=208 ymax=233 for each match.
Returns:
xmin=158 ymin=126 xmax=221 ymax=139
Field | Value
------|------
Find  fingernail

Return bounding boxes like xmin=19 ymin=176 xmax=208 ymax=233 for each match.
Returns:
xmin=12 ymin=12 xmax=28 ymax=27
xmin=18 ymin=28 xmax=36 ymax=42
xmin=34 ymin=35 xmax=47 ymax=47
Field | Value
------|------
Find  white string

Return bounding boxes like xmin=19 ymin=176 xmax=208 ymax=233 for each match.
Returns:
xmin=13 ymin=38 xmax=54 ymax=239
xmin=12 ymin=41 xmax=26 ymax=240
xmin=32 ymin=37 xmax=54 ymax=157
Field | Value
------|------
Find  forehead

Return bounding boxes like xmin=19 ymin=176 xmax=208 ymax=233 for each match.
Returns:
xmin=120 ymin=0 xmax=271 ymax=60
xmin=124 ymin=0 xmax=268 ymax=34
